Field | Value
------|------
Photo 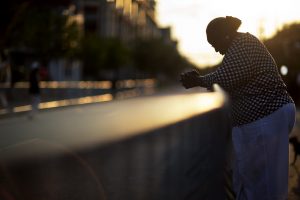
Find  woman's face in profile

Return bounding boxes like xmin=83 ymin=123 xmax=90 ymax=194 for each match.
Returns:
xmin=208 ymin=36 xmax=227 ymax=55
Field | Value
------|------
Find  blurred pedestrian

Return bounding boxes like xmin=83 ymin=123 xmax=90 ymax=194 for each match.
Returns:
xmin=181 ymin=16 xmax=295 ymax=200
xmin=0 ymin=55 xmax=11 ymax=112
xmin=28 ymin=61 xmax=40 ymax=119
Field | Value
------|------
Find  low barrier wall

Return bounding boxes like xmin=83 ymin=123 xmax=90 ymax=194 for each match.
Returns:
xmin=0 ymin=85 xmax=232 ymax=200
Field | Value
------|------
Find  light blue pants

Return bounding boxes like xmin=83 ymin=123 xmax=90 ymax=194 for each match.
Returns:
xmin=232 ymin=103 xmax=296 ymax=200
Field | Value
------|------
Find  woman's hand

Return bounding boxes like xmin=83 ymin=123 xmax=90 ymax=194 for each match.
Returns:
xmin=180 ymin=70 xmax=202 ymax=89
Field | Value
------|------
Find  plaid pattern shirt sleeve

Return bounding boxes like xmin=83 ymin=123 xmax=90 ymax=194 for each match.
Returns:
xmin=198 ymin=32 xmax=294 ymax=126
xmin=200 ymin=36 xmax=253 ymax=92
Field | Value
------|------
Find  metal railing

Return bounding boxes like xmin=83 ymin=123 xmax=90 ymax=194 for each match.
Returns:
xmin=0 ymin=79 xmax=157 ymax=115
xmin=0 ymin=85 xmax=232 ymax=200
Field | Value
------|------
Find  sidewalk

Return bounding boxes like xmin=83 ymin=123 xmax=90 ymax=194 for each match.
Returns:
xmin=288 ymin=110 xmax=300 ymax=200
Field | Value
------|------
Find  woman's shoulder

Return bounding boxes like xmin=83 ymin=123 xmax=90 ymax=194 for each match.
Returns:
xmin=234 ymin=32 xmax=252 ymax=41
xmin=230 ymin=32 xmax=263 ymax=52
xmin=225 ymin=32 xmax=259 ymax=59
xmin=235 ymin=32 xmax=261 ymax=43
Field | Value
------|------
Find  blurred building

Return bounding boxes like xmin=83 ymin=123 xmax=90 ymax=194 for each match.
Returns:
xmin=76 ymin=0 xmax=178 ymax=80
xmin=2 ymin=0 xmax=177 ymax=81
xmin=78 ymin=0 xmax=165 ymax=42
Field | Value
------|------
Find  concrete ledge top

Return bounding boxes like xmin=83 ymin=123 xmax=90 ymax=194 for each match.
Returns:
xmin=0 ymin=89 xmax=226 ymax=162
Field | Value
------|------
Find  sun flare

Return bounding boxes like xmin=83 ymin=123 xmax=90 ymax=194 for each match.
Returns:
xmin=157 ymin=0 xmax=300 ymax=68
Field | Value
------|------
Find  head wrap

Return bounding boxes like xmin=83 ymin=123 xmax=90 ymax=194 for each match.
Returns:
xmin=206 ymin=16 xmax=242 ymax=42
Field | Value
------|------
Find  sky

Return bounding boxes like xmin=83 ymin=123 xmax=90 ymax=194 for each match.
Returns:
xmin=156 ymin=0 xmax=300 ymax=68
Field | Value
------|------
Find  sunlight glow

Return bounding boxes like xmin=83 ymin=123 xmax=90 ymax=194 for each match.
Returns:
xmin=157 ymin=0 xmax=300 ymax=68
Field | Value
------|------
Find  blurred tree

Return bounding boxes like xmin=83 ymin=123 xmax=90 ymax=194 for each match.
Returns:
xmin=132 ymin=39 xmax=192 ymax=81
xmin=0 ymin=1 xmax=79 ymax=84
xmin=264 ymin=23 xmax=300 ymax=104
xmin=0 ymin=0 xmax=72 ymax=46
xmin=102 ymin=38 xmax=131 ymax=93
xmin=103 ymin=38 xmax=131 ymax=75
xmin=79 ymin=34 xmax=106 ymax=79
xmin=6 ymin=5 xmax=81 ymax=62
xmin=79 ymin=36 xmax=131 ymax=80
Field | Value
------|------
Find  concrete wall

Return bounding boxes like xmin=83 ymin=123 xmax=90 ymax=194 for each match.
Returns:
xmin=0 ymin=87 xmax=232 ymax=200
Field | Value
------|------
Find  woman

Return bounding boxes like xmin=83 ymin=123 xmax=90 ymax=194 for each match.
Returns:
xmin=181 ymin=16 xmax=295 ymax=200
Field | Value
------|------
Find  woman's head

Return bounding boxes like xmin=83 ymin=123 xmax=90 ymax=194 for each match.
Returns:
xmin=206 ymin=16 xmax=242 ymax=55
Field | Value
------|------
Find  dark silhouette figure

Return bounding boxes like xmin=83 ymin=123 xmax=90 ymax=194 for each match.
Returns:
xmin=290 ymin=136 xmax=300 ymax=165
xmin=28 ymin=61 xmax=40 ymax=118
xmin=180 ymin=16 xmax=295 ymax=200
xmin=0 ymin=59 xmax=10 ymax=110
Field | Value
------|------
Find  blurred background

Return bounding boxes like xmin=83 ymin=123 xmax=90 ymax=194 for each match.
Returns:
xmin=0 ymin=0 xmax=195 ymax=115
xmin=1 ymin=1 xmax=300 ymax=199
xmin=0 ymin=0 xmax=300 ymax=112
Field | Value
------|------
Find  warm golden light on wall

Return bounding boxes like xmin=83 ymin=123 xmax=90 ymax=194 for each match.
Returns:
xmin=131 ymin=2 xmax=139 ymax=21
xmin=116 ymin=0 xmax=124 ymax=9
xmin=123 ymin=0 xmax=132 ymax=16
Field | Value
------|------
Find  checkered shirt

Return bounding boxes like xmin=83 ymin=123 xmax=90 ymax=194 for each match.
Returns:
xmin=200 ymin=32 xmax=294 ymax=126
